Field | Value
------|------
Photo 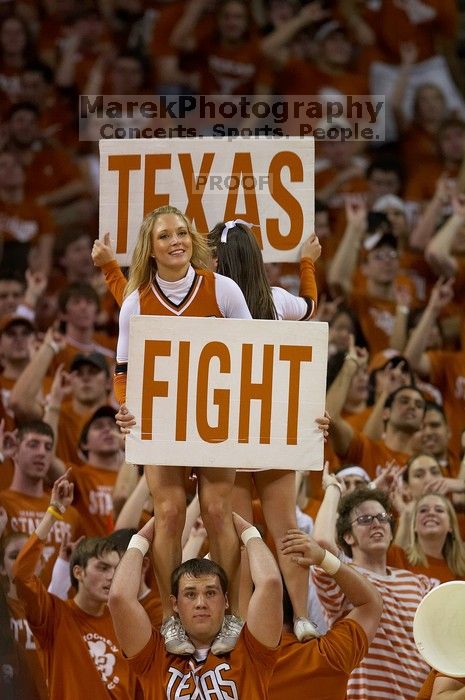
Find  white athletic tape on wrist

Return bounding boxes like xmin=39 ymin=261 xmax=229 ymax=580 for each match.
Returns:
xmin=127 ymin=534 xmax=149 ymax=556
xmin=240 ymin=526 xmax=262 ymax=546
xmin=320 ymin=550 xmax=341 ymax=575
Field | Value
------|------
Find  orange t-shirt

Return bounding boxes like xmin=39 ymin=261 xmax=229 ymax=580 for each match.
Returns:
xmin=343 ymin=406 xmax=373 ymax=433
xmin=406 ymin=162 xmax=460 ymax=204
xmin=341 ymin=432 xmax=410 ymax=480
xmin=401 ymin=126 xmax=442 ymax=177
xmin=427 ymin=350 xmax=465 ymax=460
xmin=276 ymin=59 xmax=369 ymax=101
xmin=127 ymin=624 xmax=279 ymax=700
xmin=348 ymin=291 xmax=401 ymax=354
xmin=399 ymin=248 xmax=438 ymax=304
xmin=0 ymin=198 xmax=54 ymax=243
xmin=13 ymin=533 xmax=136 ymax=700
xmin=269 ymin=619 xmax=368 ymax=700
xmin=348 ymin=273 xmax=420 ymax=354
xmin=0 ymin=489 xmax=84 ymax=586
xmin=194 ymin=37 xmax=272 ymax=95
xmin=7 ymin=595 xmax=48 ymax=700
xmin=139 ymin=587 xmax=163 ymax=631
xmin=70 ymin=462 xmax=119 ymax=537
xmin=24 ymin=144 xmax=83 ymax=198
xmin=365 ymin=0 xmax=458 ymax=63
xmin=0 ymin=457 xmax=14 ymax=492
xmin=387 ymin=544 xmax=462 ymax=583
xmin=55 ymin=401 xmax=96 ymax=465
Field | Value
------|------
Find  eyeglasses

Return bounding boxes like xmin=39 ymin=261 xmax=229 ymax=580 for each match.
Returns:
xmin=371 ymin=250 xmax=398 ymax=261
xmin=372 ymin=250 xmax=399 ymax=260
xmin=351 ymin=512 xmax=392 ymax=526
xmin=4 ymin=327 xmax=33 ymax=338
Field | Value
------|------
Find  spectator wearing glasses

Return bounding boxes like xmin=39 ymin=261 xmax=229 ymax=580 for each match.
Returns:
xmin=312 ymin=484 xmax=438 ymax=699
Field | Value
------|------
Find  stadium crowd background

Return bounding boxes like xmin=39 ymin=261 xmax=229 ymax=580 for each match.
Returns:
xmin=1 ymin=0 xmax=465 ymax=698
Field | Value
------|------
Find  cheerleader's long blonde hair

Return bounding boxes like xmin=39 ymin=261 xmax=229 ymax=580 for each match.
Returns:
xmin=124 ymin=205 xmax=212 ymax=298
xmin=406 ymin=493 xmax=465 ymax=577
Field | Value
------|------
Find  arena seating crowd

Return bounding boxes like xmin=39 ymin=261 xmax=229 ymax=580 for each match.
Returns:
xmin=1 ymin=1 xmax=465 ymax=698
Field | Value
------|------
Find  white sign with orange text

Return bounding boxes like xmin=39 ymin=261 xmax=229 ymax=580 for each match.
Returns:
xmin=125 ymin=316 xmax=327 ymax=470
xmin=99 ymin=137 xmax=314 ymax=265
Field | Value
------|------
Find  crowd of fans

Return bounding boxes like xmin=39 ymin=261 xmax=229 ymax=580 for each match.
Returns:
xmin=1 ymin=0 xmax=465 ymax=698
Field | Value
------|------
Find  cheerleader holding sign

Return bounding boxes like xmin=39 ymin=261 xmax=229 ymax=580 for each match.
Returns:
xmin=209 ymin=219 xmax=325 ymax=642
xmin=113 ymin=205 xmax=251 ymax=655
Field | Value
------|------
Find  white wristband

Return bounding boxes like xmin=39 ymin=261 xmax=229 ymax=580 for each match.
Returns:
xmin=325 ymin=481 xmax=343 ymax=495
xmin=47 ymin=340 xmax=60 ymax=355
xmin=240 ymin=526 xmax=262 ymax=547
xmin=127 ymin=534 xmax=149 ymax=556
xmin=320 ymin=550 xmax=341 ymax=576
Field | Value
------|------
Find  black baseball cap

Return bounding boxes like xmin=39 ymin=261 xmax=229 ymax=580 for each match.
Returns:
xmin=364 ymin=231 xmax=398 ymax=252
xmin=79 ymin=405 xmax=118 ymax=447
xmin=70 ymin=351 xmax=110 ymax=377
xmin=0 ymin=314 xmax=35 ymax=335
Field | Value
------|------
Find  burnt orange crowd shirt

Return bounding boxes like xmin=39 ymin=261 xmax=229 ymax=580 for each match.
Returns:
xmin=128 ymin=624 xmax=279 ymax=700
xmin=13 ymin=534 xmax=136 ymax=700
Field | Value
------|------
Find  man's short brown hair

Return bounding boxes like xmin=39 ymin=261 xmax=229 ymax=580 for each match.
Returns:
xmin=171 ymin=559 xmax=228 ymax=598
xmin=16 ymin=420 xmax=54 ymax=445
xmin=70 ymin=536 xmax=118 ymax=588
xmin=58 ymin=282 xmax=100 ymax=314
